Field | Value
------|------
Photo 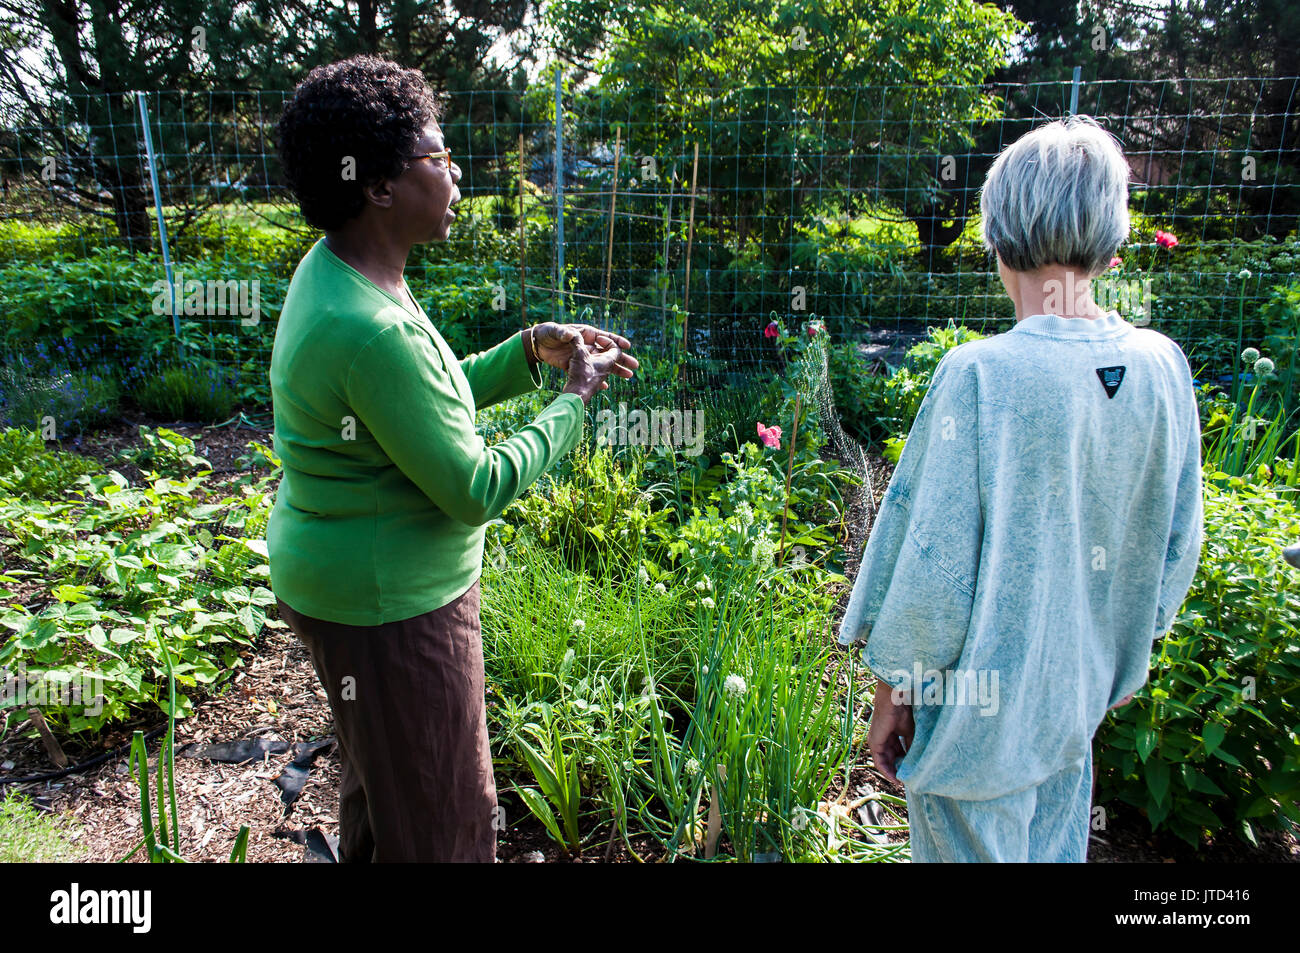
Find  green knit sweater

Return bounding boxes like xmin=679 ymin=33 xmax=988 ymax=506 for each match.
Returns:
xmin=267 ymin=238 xmax=585 ymax=625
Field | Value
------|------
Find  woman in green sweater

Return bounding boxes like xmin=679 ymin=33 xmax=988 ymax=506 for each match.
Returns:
xmin=268 ymin=55 xmax=636 ymax=862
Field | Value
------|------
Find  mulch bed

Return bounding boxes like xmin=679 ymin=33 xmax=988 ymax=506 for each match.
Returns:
xmin=2 ymin=414 xmax=1296 ymax=862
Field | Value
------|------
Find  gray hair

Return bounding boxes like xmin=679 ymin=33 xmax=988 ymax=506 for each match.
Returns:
xmin=979 ymin=115 xmax=1131 ymax=276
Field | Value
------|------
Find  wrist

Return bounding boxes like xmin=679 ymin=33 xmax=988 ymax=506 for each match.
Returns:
xmin=522 ymin=326 xmax=539 ymax=368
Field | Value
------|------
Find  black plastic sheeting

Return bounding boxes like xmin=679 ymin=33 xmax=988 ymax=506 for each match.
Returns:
xmin=177 ymin=735 xmax=335 ymax=806
xmin=178 ymin=735 xmax=339 ymax=862
xmin=272 ymin=826 xmax=339 ymax=863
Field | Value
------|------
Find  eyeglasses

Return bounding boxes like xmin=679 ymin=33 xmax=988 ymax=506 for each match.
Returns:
xmin=405 ymin=148 xmax=453 ymax=171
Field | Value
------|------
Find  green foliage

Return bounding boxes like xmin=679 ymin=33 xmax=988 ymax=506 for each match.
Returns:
xmin=0 ymin=427 xmax=100 ymax=499
xmin=480 ymin=537 xmax=873 ymax=862
xmin=831 ymin=322 xmax=987 ymax=450
xmin=0 ymin=349 xmax=122 ymax=436
xmin=115 ymin=426 xmax=212 ymax=479
xmin=503 ymin=443 xmax=676 ymax=576
xmin=131 ymin=358 xmax=239 ymax=423
xmin=0 ymin=788 xmax=88 ymax=862
xmin=0 ymin=442 xmax=282 ymax=735
xmin=1096 ymin=476 xmax=1300 ymax=848
xmin=119 ymin=633 xmax=249 ymax=863
xmin=658 ymin=440 xmax=848 ymax=585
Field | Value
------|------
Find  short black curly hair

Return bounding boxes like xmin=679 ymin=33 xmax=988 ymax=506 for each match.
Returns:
xmin=276 ymin=55 xmax=442 ymax=231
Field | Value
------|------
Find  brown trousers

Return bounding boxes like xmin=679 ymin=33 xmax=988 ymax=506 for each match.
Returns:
xmin=276 ymin=580 xmax=497 ymax=862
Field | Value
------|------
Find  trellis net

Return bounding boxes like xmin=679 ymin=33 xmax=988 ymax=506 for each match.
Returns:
xmin=1 ymin=75 xmax=1297 ymax=438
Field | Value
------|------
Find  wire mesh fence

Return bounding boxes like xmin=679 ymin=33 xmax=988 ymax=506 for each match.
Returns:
xmin=1 ymin=74 xmax=1297 ymax=395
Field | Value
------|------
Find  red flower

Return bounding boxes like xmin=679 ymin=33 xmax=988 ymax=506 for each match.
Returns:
xmin=764 ymin=321 xmax=779 ymax=339
xmin=806 ymin=322 xmax=823 ymax=336
xmin=757 ymin=422 xmax=782 ymax=448
xmin=1155 ymin=230 xmax=1178 ymax=249
xmin=1109 ymin=256 xmax=1122 ymax=268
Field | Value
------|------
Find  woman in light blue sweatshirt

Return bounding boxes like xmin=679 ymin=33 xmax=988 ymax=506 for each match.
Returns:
xmin=838 ymin=115 xmax=1205 ymax=862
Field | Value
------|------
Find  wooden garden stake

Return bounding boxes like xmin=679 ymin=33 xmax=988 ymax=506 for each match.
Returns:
xmin=518 ymin=132 xmax=527 ymax=328
xmin=602 ymin=127 xmax=622 ymax=316
xmin=777 ymin=392 xmax=802 ymax=567
xmin=682 ymin=142 xmax=700 ymax=346
xmin=28 ymin=707 xmax=68 ymax=768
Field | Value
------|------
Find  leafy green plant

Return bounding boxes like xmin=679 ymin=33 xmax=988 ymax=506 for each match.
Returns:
xmin=1096 ymin=476 xmax=1300 ymax=847
xmin=511 ymin=707 xmax=585 ymax=856
xmin=0 ymin=788 xmax=88 ymax=861
xmin=120 ymin=626 xmax=249 ymax=863
xmin=829 ymin=322 xmax=987 ymax=454
xmin=505 ymin=443 xmax=675 ymax=575
xmin=0 ymin=444 xmax=281 ymax=734
xmin=0 ymin=353 xmax=121 ymax=436
xmin=131 ymin=358 xmax=239 ymax=423
xmin=0 ymin=427 xmax=100 ymax=499
xmin=115 ymin=426 xmax=212 ymax=479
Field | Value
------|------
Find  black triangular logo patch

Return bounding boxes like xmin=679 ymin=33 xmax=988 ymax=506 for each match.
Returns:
xmin=1096 ymin=365 xmax=1126 ymax=399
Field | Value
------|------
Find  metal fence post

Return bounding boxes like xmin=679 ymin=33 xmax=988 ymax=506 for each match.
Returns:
xmin=1069 ymin=66 xmax=1081 ymax=115
xmin=554 ymin=70 xmax=565 ymax=323
xmin=135 ymin=91 xmax=183 ymax=354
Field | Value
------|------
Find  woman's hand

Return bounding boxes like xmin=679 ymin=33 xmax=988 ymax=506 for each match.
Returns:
xmin=532 ymin=322 xmax=638 ymax=381
xmin=561 ymin=339 xmax=624 ymax=406
xmin=867 ymin=679 xmax=915 ymax=784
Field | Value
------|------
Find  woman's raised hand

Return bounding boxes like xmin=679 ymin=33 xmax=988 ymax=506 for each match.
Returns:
xmin=561 ymin=337 xmax=624 ymax=405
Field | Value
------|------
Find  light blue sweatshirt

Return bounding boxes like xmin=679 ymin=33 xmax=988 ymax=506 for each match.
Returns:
xmin=837 ymin=311 xmax=1205 ymax=800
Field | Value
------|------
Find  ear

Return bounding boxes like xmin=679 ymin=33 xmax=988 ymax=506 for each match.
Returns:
xmin=361 ymin=177 xmax=396 ymax=210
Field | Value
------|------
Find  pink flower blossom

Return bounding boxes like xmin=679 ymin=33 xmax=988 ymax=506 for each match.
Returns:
xmin=1155 ymin=230 xmax=1178 ymax=249
xmin=806 ymin=322 xmax=823 ymax=336
xmin=764 ymin=321 xmax=779 ymax=339
xmin=757 ymin=422 xmax=782 ymax=448
xmin=1109 ymin=257 xmax=1122 ymax=268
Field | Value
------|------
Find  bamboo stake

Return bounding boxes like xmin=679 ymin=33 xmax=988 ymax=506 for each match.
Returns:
xmin=660 ymin=168 xmax=677 ymax=338
xmin=777 ymin=392 xmax=803 ymax=567
xmin=602 ymin=127 xmax=622 ymax=319
xmin=518 ymin=133 xmax=527 ymax=329
xmin=682 ymin=142 xmax=700 ymax=347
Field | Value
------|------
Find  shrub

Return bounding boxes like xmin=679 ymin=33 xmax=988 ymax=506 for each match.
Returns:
xmin=1095 ymin=476 xmax=1300 ymax=847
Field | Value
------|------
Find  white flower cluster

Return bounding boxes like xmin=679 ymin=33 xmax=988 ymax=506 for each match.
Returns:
xmin=751 ymin=534 xmax=777 ymax=571
xmin=724 ymin=674 xmax=747 ymax=696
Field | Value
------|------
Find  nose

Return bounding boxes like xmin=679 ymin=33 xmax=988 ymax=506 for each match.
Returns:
xmin=450 ymin=160 xmax=462 ymax=183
